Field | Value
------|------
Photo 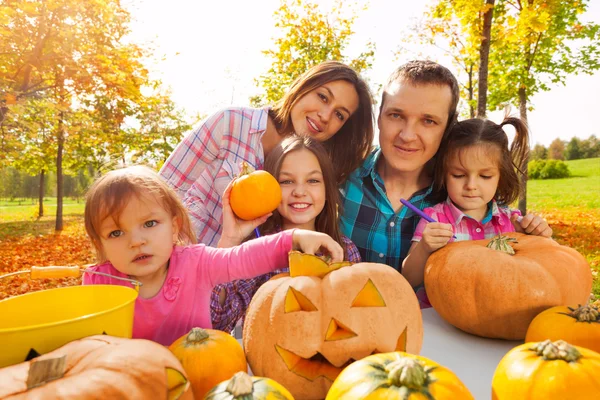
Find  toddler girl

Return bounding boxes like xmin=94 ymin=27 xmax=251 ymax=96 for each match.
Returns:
xmin=82 ymin=165 xmax=343 ymax=345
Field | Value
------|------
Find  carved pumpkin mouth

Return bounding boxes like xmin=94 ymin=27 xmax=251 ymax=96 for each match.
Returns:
xmin=274 ymin=327 xmax=408 ymax=382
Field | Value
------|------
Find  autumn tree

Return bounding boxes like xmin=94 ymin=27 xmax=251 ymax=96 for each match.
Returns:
xmin=548 ymin=138 xmax=566 ymax=160
xmin=251 ymin=0 xmax=374 ymax=105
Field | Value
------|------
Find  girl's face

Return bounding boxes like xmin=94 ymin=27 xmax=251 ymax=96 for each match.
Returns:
xmin=290 ymin=80 xmax=359 ymax=142
xmin=445 ymin=145 xmax=501 ymax=221
xmin=98 ymin=193 xmax=179 ymax=285
xmin=277 ymin=148 xmax=326 ymax=230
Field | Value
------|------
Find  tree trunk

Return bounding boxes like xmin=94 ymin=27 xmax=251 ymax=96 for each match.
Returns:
xmin=38 ymin=169 xmax=45 ymax=217
xmin=477 ymin=0 xmax=495 ymax=118
xmin=56 ymin=114 xmax=64 ymax=231
xmin=468 ymin=64 xmax=475 ymax=118
xmin=518 ymin=86 xmax=528 ymax=215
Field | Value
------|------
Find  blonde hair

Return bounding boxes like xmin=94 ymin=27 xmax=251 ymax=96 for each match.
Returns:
xmin=84 ymin=165 xmax=196 ymax=261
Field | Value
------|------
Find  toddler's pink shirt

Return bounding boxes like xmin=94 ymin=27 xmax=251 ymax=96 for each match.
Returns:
xmin=83 ymin=230 xmax=293 ymax=346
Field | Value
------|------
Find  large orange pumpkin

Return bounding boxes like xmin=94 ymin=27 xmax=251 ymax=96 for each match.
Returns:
xmin=243 ymin=252 xmax=423 ymax=400
xmin=424 ymin=233 xmax=592 ymax=340
xmin=525 ymin=304 xmax=600 ymax=353
xmin=169 ymin=327 xmax=247 ymax=399
xmin=230 ymin=162 xmax=281 ymax=221
xmin=492 ymin=339 xmax=600 ymax=399
xmin=326 ymin=351 xmax=473 ymax=399
xmin=0 ymin=335 xmax=192 ymax=399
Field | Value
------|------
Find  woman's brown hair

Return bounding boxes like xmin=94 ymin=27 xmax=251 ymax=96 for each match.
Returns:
xmin=258 ymin=136 xmax=348 ymax=259
xmin=433 ymin=117 xmax=530 ymax=205
xmin=84 ymin=165 xmax=196 ymax=261
xmin=269 ymin=61 xmax=374 ymax=185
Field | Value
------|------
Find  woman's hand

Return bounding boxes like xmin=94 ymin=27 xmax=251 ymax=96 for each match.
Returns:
xmin=420 ymin=222 xmax=454 ymax=253
xmin=291 ymin=230 xmax=344 ymax=263
xmin=218 ymin=180 xmax=272 ymax=248
xmin=511 ymin=213 xmax=553 ymax=238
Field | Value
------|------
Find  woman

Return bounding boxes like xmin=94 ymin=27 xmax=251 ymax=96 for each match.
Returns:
xmin=160 ymin=61 xmax=374 ymax=246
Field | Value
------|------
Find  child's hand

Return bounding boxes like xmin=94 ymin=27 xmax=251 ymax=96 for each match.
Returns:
xmin=511 ymin=214 xmax=553 ymax=238
xmin=218 ymin=180 xmax=272 ymax=248
xmin=292 ymin=230 xmax=344 ymax=263
xmin=420 ymin=223 xmax=454 ymax=253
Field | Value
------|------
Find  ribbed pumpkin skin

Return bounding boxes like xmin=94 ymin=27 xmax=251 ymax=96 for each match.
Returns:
xmin=0 ymin=335 xmax=193 ymax=399
xmin=326 ymin=352 xmax=473 ymax=400
xmin=204 ymin=375 xmax=294 ymax=400
xmin=169 ymin=328 xmax=247 ymax=400
xmin=492 ymin=341 xmax=600 ymax=399
xmin=424 ymin=233 xmax=592 ymax=340
xmin=230 ymin=170 xmax=281 ymax=220
xmin=525 ymin=305 xmax=600 ymax=353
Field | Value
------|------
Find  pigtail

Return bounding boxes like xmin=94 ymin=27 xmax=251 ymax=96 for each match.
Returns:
xmin=500 ymin=117 xmax=530 ymax=176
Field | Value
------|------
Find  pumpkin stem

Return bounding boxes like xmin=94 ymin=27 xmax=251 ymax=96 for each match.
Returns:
xmin=486 ymin=235 xmax=517 ymax=255
xmin=532 ymin=340 xmax=581 ymax=362
xmin=185 ymin=327 xmax=209 ymax=344
xmin=238 ymin=161 xmax=255 ymax=177
xmin=226 ymin=372 xmax=253 ymax=397
xmin=569 ymin=304 xmax=600 ymax=322
xmin=385 ymin=358 xmax=427 ymax=389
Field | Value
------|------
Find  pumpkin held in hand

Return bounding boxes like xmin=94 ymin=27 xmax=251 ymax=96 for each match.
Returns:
xmin=169 ymin=327 xmax=247 ymax=400
xmin=424 ymin=234 xmax=592 ymax=340
xmin=492 ymin=339 xmax=600 ymax=399
xmin=230 ymin=161 xmax=281 ymax=220
xmin=326 ymin=351 xmax=473 ymax=400
xmin=0 ymin=335 xmax=192 ymax=399
xmin=525 ymin=304 xmax=600 ymax=353
xmin=205 ymin=371 xmax=294 ymax=400
xmin=243 ymin=252 xmax=423 ymax=400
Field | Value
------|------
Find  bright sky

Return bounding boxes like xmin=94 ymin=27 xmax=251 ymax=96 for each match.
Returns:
xmin=124 ymin=0 xmax=600 ymax=147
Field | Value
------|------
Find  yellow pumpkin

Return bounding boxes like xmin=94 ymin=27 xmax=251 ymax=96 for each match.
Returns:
xmin=326 ymin=351 xmax=473 ymax=399
xmin=492 ymin=339 xmax=600 ymax=399
xmin=424 ymin=233 xmax=592 ymax=340
xmin=525 ymin=304 xmax=600 ymax=353
xmin=169 ymin=327 xmax=247 ymax=399
xmin=204 ymin=371 xmax=294 ymax=400
xmin=243 ymin=252 xmax=423 ymax=400
xmin=230 ymin=161 xmax=281 ymax=221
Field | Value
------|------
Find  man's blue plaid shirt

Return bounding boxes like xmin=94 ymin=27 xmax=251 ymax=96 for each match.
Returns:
xmin=340 ymin=147 xmax=437 ymax=271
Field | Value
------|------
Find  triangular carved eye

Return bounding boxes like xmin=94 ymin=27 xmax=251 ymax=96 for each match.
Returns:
xmin=351 ymin=279 xmax=386 ymax=307
xmin=285 ymin=287 xmax=318 ymax=313
xmin=325 ymin=318 xmax=357 ymax=341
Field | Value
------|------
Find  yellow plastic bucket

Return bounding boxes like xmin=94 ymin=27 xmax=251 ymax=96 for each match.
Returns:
xmin=0 ymin=284 xmax=137 ymax=368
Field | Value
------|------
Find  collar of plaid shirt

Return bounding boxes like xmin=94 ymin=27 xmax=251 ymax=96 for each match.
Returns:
xmin=340 ymin=147 xmax=437 ymax=271
xmin=443 ymin=197 xmax=506 ymax=226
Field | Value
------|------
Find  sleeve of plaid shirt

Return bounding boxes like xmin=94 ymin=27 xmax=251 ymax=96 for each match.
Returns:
xmin=159 ymin=111 xmax=225 ymax=200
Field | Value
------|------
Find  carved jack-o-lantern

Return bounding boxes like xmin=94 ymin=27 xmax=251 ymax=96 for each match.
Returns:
xmin=243 ymin=252 xmax=424 ymax=400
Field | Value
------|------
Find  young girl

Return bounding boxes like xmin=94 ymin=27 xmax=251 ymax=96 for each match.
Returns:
xmin=82 ymin=165 xmax=344 ymax=346
xmin=402 ymin=117 xmax=553 ymax=308
xmin=159 ymin=61 xmax=374 ymax=247
xmin=210 ymin=137 xmax=362 ymax=333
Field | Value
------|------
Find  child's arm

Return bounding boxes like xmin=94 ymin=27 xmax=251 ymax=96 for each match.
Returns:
xmin=402 ymin=222 xmax=454 ymax=287
xmin=511 ymin=213 xmax=553 ymax=238
xmin=217 ymin=179 xmax=272 ymax=248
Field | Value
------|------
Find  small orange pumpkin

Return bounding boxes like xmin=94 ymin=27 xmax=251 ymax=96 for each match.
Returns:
xmin=424 ymin=233 xmax=592 ymax=340
xmin=205 ymin=371 xmax=294 ymax=400
xmin=0 ymin=335 xmax=192 ymax=399
xmin=169 ymin=327 xmax=247 ymax=399
xmin=525 ymin=304 xmax=600 ymax=353
xmin=492 ymin=339 xmax=600 ymax=399
xmin=326 ymin=351 xmax=473 ymax=399
xmin=230 ymin=162 xmax=281 ymax=220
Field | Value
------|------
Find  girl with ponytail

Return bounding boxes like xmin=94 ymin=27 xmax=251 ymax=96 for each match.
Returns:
xmin=402 ymin=116 xmax=552 ymax=308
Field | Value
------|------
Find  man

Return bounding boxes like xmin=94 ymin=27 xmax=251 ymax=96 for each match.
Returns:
xmin=340 ymin=60 xmax=460 ymax=270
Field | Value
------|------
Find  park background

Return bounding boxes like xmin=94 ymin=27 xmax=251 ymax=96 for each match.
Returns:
xmin=1 ymin=0 xmax=599 ymax=299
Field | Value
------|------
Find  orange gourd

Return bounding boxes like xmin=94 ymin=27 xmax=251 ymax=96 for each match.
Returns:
xmin=0 ymin=335 xmax=192 ymax=399
xmin=525 ymin=304 xmax=600 ymax=353
xmin=326 ymin=351 xmax=473 ymax=400
xmin=169 ymin=327 xmax=247 ymax=399
xmin=492 ymin=339 xmax=600 ymax=399
xmin=424 ymin=233 xmax=592 ymax=340
xmin=243 ymin=252 xmax=423 ymax=400
xmin=230 ymin=162 xmax=281 ymax=220
xmin=205 ymin=371 xmax=294 ymax=400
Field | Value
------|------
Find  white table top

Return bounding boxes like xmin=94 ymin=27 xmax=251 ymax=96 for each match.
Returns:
xmin=420 ymin=308 xmax=522 ymax=399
